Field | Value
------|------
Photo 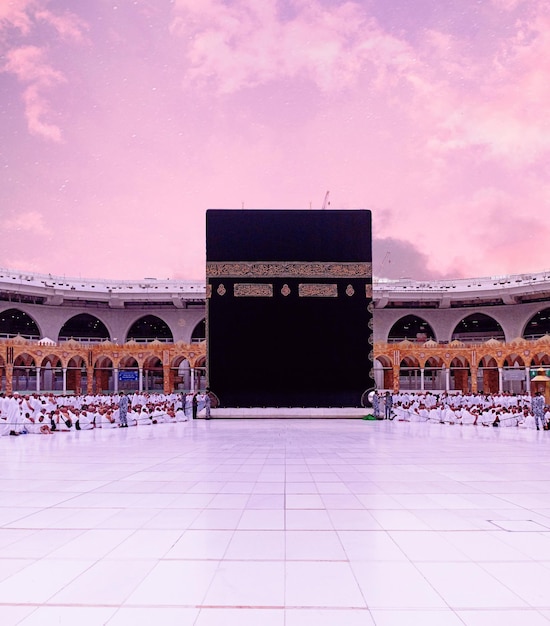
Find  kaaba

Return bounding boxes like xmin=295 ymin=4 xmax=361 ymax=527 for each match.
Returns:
xmin=206 ymin=209 xmax=374 ymax=408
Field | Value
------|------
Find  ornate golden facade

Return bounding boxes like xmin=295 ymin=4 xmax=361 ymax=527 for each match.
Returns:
xmin=0 ymin=336 xmax=206 ymax=395
xmin=2 ymin=334 xmax=550 ymax=396
xmin=376 ymin=336 xmax=550 ymax=394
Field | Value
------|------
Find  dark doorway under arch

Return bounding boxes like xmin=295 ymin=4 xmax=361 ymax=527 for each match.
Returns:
xmin=452 ymin=313 xmax=505 ymax=342
xmin=126 ymin=315 xmax=173 ymax=342
xmin=0 ymin=309 xmax=40 ymax=338
xmin=59 ymin=314 xmax=110 ymax=342
xmin=192 ymin=318 xmax=206 ymax=342
xmin=388 ymin=315 xmax=435 ymax=343
xmin=524 ymin=308 xmax=550 ymax=339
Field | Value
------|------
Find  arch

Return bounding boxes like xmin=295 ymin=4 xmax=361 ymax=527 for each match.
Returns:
xmin=374 ymin=355 xmax=392 ymax=390
xmin=449 ymin=356 xmax=471 ymax=393
xmin=399 ymin=357 xmax=421 ymax=391
xmin=40 ymin=354 xmax=62 ymax=368
xmin=388 ymin=315 xmax=436 ymax=343
xmin=93 ymin=356 xmax=114 ymax=394
xmin=38 ymin=355 xmax=62 ymax=392
xmin=194 ymin=355 xmax=207 ymax=392
xmin=143 ymin=356 xmax=163 ymax=392
xmin=478 ymin=356 xmax=498 ymax=394
xmin=118 ymin=356 xmax=139 ymax=392
xmin=504 ymin=354 xmax=525 ymax=367
xmin=126 ymin=315 xmax=173 ymax=342
xmin=424 ymin=356 xmax=445 ymax=391
xmin=0 ymin=308 xmax=40 ymax=339
xmin=503 ymin=354 xmax=528 ymax=394
xmin=58 ymin=314 xmax=110 ymax=342
xmin=452 ymin=313 xmax=505 ymax=342
xmin=170 ymin=356 xmax=191 ymax=392
xmin=67 ymin=356 xmax=87 ymax=395
xmin=12 ymin=353 xmax=36 ymax=392
xmin=531 ymin=353 xmax=550 ymax=367
xmin=191 ymin=318 xmax=206 ymax=342
xmin=523 ymin=308 xmax=550 ymax=339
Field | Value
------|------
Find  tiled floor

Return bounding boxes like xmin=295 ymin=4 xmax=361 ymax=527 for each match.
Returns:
xmin=2 ymin=419 xmax=550 ymax=624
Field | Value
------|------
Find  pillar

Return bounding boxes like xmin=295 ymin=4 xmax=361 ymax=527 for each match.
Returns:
xmin=87 ymin=367 xmax=94 ymax=394
xmin=163 ymin=365 xmax=171 ymax=393
xmin=190 ymin=367 xmax=195 ymax=392
xmin=36 ymin=366 xmax=41 ymax=392
xmin=471 ymin=366 xmax=478 ymax=394
xmin=444 ymin=367 xmax=450 ymax=392
xmin=113 ymin=368 xmax=119 ymax=393
xmin=498 ymin=367 xmax=503 ymax=394
xmin=62 ymin=367 xmax=67 ymax=394
xmin=420 ymin=368 xmax=425 ymax=391
xmin=392 ymin=365 xmax=400 ymax=393
xmin=139 ymin=367 xmax=143 ymax=392
xmin=6 ymin=365 xmax=13 ymax=395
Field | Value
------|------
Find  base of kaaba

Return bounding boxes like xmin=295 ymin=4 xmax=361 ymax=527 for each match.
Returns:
xmin=204 ymin=407 xmax=368 ymax=419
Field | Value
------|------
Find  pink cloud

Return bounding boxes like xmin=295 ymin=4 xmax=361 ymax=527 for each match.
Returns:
xmin=416 ymin=4 xmax=550 ymax=165
xmin=0 ymin=0 xmax=37 ymax=36
xmin=3 ymin=45 xmax=65 ymax=141
xmin=5 ymin=210 xmax=52 ymax=236
xmin=35 ymin=9 xmax=88 ymax=43
xmin=170 ymin=0 xmax=416 ymax=93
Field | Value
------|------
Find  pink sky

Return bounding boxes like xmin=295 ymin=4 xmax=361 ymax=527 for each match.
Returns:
xmin=1 ymin=0 xmax=550 ymax=281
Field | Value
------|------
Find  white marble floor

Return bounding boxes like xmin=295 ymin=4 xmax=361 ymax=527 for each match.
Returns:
xmin=2 ymin=419 xmax=550 ymax=625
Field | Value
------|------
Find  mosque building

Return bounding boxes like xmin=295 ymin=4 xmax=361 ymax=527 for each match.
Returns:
xmin=1 ymin=267 xmax=550 ymax=398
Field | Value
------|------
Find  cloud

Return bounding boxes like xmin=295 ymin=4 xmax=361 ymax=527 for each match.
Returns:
xmin=5 ymin=210 xmax=53 ymax=236
xmin=35 ymin=9 xmax=88 ymax=43
xmin=0 ymin=0 xmax=36 ymax=36
xmin=1 ymin=2 xmax=87 ymax=141
xmin=2 ymin=45 xmax=66 ymax=141
xmin=373 ymin=237 xmax=458 ymax=281
xmin=170 ymin=0 xmax=416 ymax=94
xmin=421 ymin=3 xmax=550 ymax=166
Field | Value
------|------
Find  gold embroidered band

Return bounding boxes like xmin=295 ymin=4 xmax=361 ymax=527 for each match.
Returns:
xmin=206 ymin=261 xmax=371 ymax=279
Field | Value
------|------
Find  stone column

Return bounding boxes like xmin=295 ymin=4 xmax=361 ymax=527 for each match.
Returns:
xmin=420 ymin=368 xmax=425 ymax=391
xmin=62 ymin=367 xmax=67 ymax=394
xmin=392 ymin=366 xmax=400 ymax=393
xmin=498 ymin=367 xmax=503 ymax=393
xmin=139 ymin=367 xmax=143 ymax=393
xmin=471 ymin=366 xmax=478 ymax=394
xmin=163 ymin=365 xmax=171 ymax=393
xmin=86 ymin=367 xmax=94 ymax=394
xmin=445 ymin=367 xmax=450 ymax=392
xmin=190 ymin=367 xmax=195 ymax=392
xmin=113 ymin=368 xmax=119 ymax=393
xmin=36 ymin=366 xmax=41 ymax=392
xmin=6 ymin=365 xmax=13 ymax=395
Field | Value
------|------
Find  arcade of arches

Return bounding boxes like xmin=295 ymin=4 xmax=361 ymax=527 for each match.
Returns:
xmin=375 ymin=336 xmax=550 ymax=394
xmin=1 ymin=337 xmax=206 ymax=395
xmin=4 ymin=305 xmax=550 ymax=395
xmin=2 ymin=334 xmax=550 ymax=396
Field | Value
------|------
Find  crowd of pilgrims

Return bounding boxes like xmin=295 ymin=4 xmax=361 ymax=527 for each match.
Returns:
xmin=373 ymin=390 xmax=549 ymax=430
xmin=0 ymin=391 xmax=209 ymax=436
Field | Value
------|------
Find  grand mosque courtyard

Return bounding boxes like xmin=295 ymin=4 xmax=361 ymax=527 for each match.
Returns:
xmin=2 ymin=418 xmax=550 ymax=625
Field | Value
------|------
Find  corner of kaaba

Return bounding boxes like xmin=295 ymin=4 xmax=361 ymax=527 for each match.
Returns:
xmin=206 ymin=209 xmax=374 ymax=408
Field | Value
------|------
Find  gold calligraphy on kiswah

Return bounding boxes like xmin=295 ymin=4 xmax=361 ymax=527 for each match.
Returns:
xmin=298 ymin=283 xmax=338 ymax=297
xmin=206 ymin=261 xmax=371 ymax=279
xmin=234 ymin=283 xmax=274 ymax=297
